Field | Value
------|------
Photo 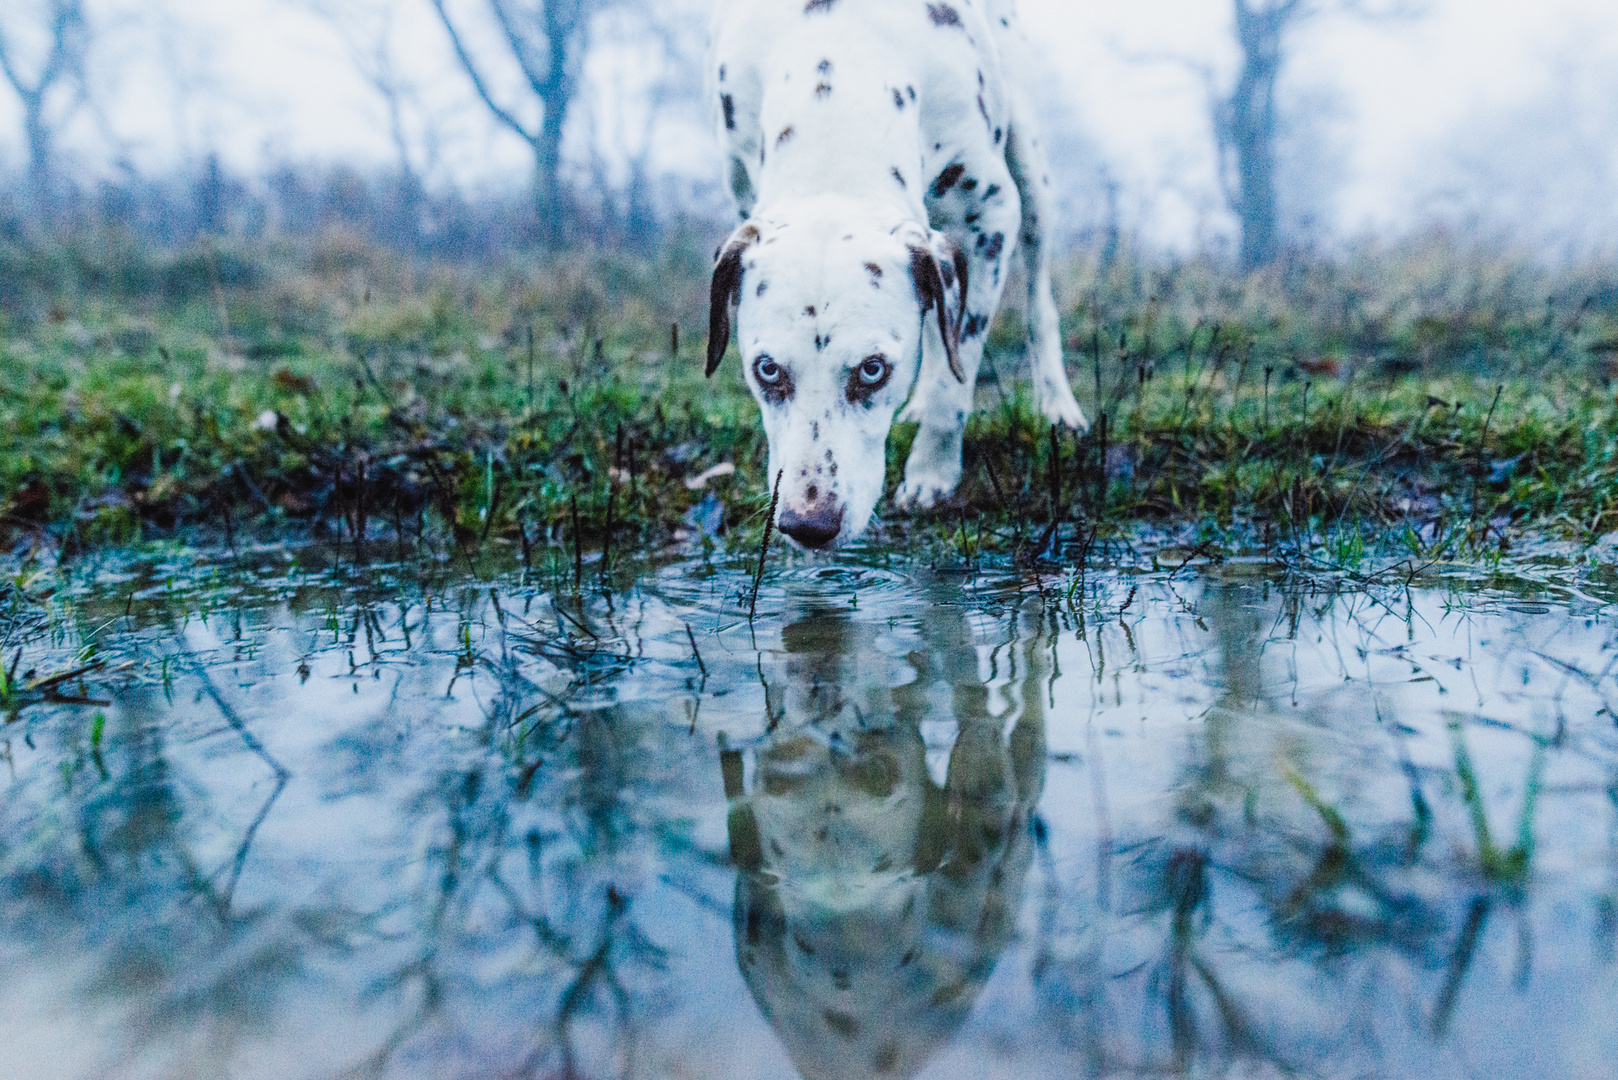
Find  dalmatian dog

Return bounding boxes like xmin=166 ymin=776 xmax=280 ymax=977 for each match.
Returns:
xmin=706 ymin=0 xmax=1088 ymax=550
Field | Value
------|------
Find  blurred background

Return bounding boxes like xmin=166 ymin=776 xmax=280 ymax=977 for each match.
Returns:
xmin=0 ymin=0 xmax=1613 ymax=273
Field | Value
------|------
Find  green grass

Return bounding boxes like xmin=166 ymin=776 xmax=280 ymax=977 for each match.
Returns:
xmin=3 ymin=229 xmax=1618 ymax=567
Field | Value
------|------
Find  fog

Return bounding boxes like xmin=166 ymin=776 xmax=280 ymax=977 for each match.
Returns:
xmin=0 ymin=0 xmax=1614 ymax=256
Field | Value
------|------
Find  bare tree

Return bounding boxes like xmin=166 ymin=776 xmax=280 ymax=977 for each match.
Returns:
xmin=0 ymin=0 xmax=90 ymax=215
xmin=427 ymin=0 xmax=608 ymax=248
xmin=303 ymin=0 xmax=442 ymax=245
xmin=1214 ymin=0 xmax=1422 ymax=269
xmin=575 ymin=0 xmax=707 ymax=250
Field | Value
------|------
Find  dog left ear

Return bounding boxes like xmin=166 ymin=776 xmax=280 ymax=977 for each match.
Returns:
xmin=908 ymin=231 xmax=969 ymax=383
xmin=707 ymin=223 xmax=760 ymax=377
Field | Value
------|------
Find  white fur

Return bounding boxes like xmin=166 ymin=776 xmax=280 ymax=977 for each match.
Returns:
xmin=707 ymin=0 xmax=1087 ymax=548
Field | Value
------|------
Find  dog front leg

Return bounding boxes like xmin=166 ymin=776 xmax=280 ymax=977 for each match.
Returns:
xmin=896 ymin=318 xmax=982 ymax=509
xmin=1005 ymin=122 xmax=1087 ymax=431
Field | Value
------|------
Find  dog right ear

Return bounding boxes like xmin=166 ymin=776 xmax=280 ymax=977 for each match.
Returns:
xmin=706 ymin=223 xmax=760 ymax=377
xmin=908 ymin=233 xmax=968 ymax=383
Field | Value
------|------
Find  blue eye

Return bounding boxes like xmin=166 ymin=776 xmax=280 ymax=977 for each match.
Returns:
xmin=755 ymin=356 xmax=782 ymax=384
xmin=859 ymin=356 xmax=889 ymax=385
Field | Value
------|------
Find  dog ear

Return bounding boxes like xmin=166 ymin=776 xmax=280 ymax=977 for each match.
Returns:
xmin=908 ymin=232 xmax=969 ymax=383
xmin=707 ymin=223 xmax=760 ymax=377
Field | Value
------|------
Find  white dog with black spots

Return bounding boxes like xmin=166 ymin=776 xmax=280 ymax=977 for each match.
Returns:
xmin=705 ymin=0 xmax=1087 ymax=550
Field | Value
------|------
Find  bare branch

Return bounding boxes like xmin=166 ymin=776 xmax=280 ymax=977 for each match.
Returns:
xmin=487 ymin=0 xmax=551 ymax=99
xmin=426 ymin=0 xmax=541 ymax=148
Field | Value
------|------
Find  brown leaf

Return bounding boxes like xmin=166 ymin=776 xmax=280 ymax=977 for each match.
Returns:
xmin=274 ymin=368 xmax=317 ymax=395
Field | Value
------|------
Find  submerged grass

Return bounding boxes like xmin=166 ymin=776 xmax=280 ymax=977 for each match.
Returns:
xmin=3 ymin=229 xmax=1618 ymax=567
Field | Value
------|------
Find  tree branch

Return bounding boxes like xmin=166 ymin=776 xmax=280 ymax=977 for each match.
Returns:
xmin=487 ymin=0 xmax=552 ymax=100
xmin=427 ymin=0 xmax=541 ymax=147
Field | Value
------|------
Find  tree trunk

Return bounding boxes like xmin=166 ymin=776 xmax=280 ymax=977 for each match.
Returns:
xmin=1226 ymin=1 xmax=1292 ymax=271
xmin=534 ymin=0 xmax=579 ymax=249
xmin=22 ymin=92 xmax=52 ymax=216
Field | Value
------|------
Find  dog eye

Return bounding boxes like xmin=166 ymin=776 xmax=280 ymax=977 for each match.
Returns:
xmin=858 ymin=356 xmax=890 ymax=386
xmin=754 ymin=356 xmax=782 ymax=384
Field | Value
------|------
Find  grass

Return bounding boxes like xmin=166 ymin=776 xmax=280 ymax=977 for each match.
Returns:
xmin=3 ymin=227 xmax=1618 ymax=568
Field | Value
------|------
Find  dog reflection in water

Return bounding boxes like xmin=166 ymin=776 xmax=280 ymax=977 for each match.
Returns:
xmin=721 ymin=603 xmax=1046 ymax=1080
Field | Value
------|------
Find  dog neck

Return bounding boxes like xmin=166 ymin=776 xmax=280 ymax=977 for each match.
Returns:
xmin=751 ymin=39 xmax=927 ymax=221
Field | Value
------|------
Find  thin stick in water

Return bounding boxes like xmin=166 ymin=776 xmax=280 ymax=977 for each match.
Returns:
xmin=685 ymin=623 xmax=707 ymax=678
xmin=749 ymin=470 xmax=783 ymax=621
xmin=571 ymin=493 xmax=583 ymax=593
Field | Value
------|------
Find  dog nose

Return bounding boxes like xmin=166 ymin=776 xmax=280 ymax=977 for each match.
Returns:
xmin=778 ymin=504 xmax=843 ymax=549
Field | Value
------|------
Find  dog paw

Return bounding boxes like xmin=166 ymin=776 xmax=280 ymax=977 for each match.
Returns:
xmin=896 ymin=461 xmax=963 ymax=511
xmin=1035 ymin=375 xmax=1090 ymax=431
xmin=895 ymin=476 xmax=953 ymax=511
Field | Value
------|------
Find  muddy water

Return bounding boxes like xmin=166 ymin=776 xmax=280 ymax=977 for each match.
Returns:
xmin=3 ymin=552 xmax=1618 ymax=1079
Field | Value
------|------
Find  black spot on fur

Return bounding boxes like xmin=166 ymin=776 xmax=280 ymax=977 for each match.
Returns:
xmin=756 ymin=280 xmax=769 ymax=297
xmin=814 ymin=82 xmax=833 ymax=98
xmin=994 ymin=127 xmax=1003 ymax=143
xmin=907 ymin=85 xmax=916 ymax=100
xmin=804 ymin=305 xmax=816 ymax=316
xmin=964 ymin=210 xmax=981 ymax=225
xmin=776 ymin=125 xmax=795 ymax=147
xmin=824 ymin=1010 xmax=859 ymax=1038
xmin=804 ymin=0 xmax=837 ymax=12
xmin=818 ymin=58 xmax=833 ymax=74
xmin=721 ymin=94 xmax=736 ymax=130
xmin=977 ymin=93 xmax=991 ymax=126
xmin=875 ymin=1044 xmax=900 ymax=1073
xmin=718 ymin=64 xmax=727 ymax=82
xmin=926 ymin=3 xmax=961 ymax=27
xmin=930 ymin=163 xmax=965 ymax=196
xmin=865 ymin=262 xmax=883 ymax=278
xmin=983 ymin=183 xmax=1000 ymax=199
xmin=893 ymin=88 xmax=905 ymax=109
xmin=963 ymin=313 xmax=988 ymax=338
xmin=891 ymin=167 xmax=907 ymax=189
xmin=985 ymin=232 xmax=1003 ymax=259
xmin=939 ymin=261 xmax=955 ymax=287
xmin=815 ymin=333 xmax=831 ymax=350
xmin=961 ymin=177 xmax=977 ymax=192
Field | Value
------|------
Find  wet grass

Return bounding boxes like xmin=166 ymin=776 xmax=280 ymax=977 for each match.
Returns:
xmin=4 ymin=231 xmax=1618 ymax=569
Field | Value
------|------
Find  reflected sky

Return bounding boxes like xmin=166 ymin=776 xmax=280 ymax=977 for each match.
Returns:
xmin=2 ymin=554 xmax=1617 ymax=1078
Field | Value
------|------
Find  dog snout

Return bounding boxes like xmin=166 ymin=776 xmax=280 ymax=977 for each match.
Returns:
xmin=778 ymin=502 xmax=845 ymax=549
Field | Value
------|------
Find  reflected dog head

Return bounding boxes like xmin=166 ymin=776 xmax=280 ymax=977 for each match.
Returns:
xmin=722 ymin=602 xmax=1044 ymax=1080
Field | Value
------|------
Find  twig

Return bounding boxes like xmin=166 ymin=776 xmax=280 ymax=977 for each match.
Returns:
xmin=478 ymin=467 xmax=504 ymax=549
xmin=685 ymin=623 xmax=707 ymax=678
xmin=571 ymin=493 xmax=583 ymax=593
xmin=749 ymin=471 xmax=783 ymax=621
xmin=1047 ymin=423 xmax=1062 ymax=531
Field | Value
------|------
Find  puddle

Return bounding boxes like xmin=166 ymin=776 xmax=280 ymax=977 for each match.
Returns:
xmin=3 ymin=553 xmax=1618 ymax=1078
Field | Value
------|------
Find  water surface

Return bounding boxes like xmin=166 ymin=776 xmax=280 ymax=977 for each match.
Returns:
xmin=3 ymin=550 xmax=1617 ymax=1079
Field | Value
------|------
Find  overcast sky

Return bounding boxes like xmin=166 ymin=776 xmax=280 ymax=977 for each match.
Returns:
xmin=1 ymin=0 xmax=1614 ymax=248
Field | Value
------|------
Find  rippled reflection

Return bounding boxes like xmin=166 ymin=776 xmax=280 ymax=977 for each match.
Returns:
xmin=725 ymin=599 xmax=1045 ymax=1080
xmin=1 ymin=558 xmax=1616 ymax=1078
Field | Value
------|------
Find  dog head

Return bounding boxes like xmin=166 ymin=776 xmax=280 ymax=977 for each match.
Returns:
xmin=706 ymin=198 xmax=967 ymax=549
